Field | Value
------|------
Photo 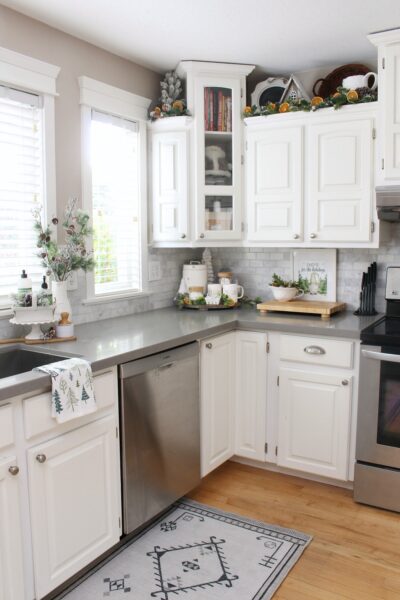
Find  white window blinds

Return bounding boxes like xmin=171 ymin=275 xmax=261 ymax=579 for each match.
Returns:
xmin=91 ymin=109 xmax=141 ymax=296
xmin=0 ymin=85 xmax=45 ymax=302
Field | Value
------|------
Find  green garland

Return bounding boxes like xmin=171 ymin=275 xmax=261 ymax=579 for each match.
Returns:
xmin=243 ymin=87 xmax=377 ymax=118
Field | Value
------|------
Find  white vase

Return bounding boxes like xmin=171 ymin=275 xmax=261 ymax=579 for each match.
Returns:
xmin=52 ymin=281 xmax=72 ymax=321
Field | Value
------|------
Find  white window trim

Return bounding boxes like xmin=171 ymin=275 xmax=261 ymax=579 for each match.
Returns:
xmin=0 ymin=47 xmax=59 ymax=313
xmin=79 ymin=76 xmax=151 ymax=303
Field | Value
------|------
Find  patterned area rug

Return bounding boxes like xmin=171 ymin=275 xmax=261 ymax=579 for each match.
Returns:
xmin=62 ymin=499 xmax=312 ymax=600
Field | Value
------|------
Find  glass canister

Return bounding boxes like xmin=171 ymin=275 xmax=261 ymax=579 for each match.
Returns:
xmin=218 ymin=271 xmax=233 ymax=286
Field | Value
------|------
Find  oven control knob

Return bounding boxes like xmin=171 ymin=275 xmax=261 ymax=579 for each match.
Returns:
xmin=342 ymin=380 xmax=349 ymax=386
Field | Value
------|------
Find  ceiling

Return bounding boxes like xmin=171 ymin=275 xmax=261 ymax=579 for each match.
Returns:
xmin=2 ymin=0 xmax=400 ymax=74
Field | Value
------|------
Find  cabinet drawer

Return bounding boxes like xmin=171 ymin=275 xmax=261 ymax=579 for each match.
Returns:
xmin=24 ymin=370 xmax=117 ymax=440
xmin=0 ymin=404 xmax=14 ymax=449
xmin=280 ymin=335 xmax=354 ymax=368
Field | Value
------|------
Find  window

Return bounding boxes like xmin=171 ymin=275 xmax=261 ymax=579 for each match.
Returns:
xmin=91 ymin=110 xmax=141 ymax=296
xmin=0 ymin=46 xmax=59 ymax=309
xmin=0 ymin=85 xmax=45 ymax=302
xmin=79 ymin=76 xmax=151 ymax=302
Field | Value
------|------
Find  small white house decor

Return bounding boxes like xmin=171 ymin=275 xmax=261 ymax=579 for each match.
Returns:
xmin=292 ymin=249 xmax=337 ymax=302
xmin=280 ymin=74 xmax=310 ymax=103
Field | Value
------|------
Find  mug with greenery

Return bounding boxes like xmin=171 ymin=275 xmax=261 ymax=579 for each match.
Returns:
xmin=269 ymin=273 xmax=301 ymax=289
xmin=33 ymin=198 xmax=95 ymax=282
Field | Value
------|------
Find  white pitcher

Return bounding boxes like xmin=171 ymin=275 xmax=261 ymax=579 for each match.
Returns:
xmin=342 ymin=72 xmax=378 ymax=91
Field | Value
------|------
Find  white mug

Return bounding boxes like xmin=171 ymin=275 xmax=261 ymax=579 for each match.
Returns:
xmin=208 ymin=283 xmax=222 ymax=296
xmin=223 ymin=283 xmax=244 ymax=302
xmin=342 ymin=72 xmax=377 ymax=91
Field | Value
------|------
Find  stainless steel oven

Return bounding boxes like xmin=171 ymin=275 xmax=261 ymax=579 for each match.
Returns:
xmin=355 ymin=344 xmax=400 ymax=510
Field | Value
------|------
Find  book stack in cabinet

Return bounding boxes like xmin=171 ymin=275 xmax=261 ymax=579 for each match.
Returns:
xmin=204 ymin=87 xmax=232 ymax=132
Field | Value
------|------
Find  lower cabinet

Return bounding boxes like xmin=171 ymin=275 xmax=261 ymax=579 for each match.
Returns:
xmin=28 ymin=414 xmax=121 ymax=598
xmin=201 ymin=332 xmax=236 ymax=476
xmin=277 ymin=368 xmax=352 ymax=480
xmin=235 ymin=331 xmax=267 ymax=461
xmin=0 ymin=456 xmax=25 ymax=600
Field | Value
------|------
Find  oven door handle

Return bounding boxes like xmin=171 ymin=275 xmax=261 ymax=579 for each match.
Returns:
xmin=362 ymin=349 xmax=400 ymax=363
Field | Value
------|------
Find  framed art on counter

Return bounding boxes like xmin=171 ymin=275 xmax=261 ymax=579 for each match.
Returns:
xmin=292 ymin=249 xmax=337 ymax=302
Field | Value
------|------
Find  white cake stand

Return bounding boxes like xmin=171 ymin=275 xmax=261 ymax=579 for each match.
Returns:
xmin=9 ymin=318 xmax=56 ymax=340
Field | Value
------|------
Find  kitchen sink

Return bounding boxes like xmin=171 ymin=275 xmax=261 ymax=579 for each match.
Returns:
xmin=0 ymin=348 xmax=70 ymax=379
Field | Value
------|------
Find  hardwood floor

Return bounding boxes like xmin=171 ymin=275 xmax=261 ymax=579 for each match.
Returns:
xmin=188 ymin=461 xmax=400 ymax=599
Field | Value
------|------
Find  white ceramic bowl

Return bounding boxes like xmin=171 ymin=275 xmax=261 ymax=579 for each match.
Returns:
xmin=270 ymin=286 xmax=304 ymax=302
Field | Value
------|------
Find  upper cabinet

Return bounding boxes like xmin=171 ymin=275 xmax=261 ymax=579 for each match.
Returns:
xmin=246 ymin=124 xmax=303 ymax=242
xmin=149 ymin=117 xmax=190 ymax=243
xmin=245 ymin=104 xmax=378 ymax=247
xmin=369 ymin=29 xmax=400 ymax=184
xmin=178 ymin=62 xmax=254 ymax=243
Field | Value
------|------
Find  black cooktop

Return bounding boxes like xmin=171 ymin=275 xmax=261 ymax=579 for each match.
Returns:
xmin=361 ymin=298 xmax=400 ymax=345
xmin=361 ymin=316 xmax=400 ymax=346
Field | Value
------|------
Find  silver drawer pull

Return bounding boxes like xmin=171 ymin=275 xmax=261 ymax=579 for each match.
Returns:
xmin=158 ymin=362 xmax=175 ymax=370
xmin=8 ymin=465 xmax=19 ymax=476
xmin=205 ymin=343 xmax=212 ymax=349
xmin=304 ymin=345 xmax=326 ymax=355
xmin=36 ymin=454 xmax=47 ymax=463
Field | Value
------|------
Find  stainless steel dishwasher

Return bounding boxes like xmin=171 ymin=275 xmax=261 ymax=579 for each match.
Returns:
xmin=119 ymin=342 xmax=200 ymax=534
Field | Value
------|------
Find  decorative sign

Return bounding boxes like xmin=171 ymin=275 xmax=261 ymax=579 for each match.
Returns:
xmin=292 ymin=249 xmax=337 ymax=302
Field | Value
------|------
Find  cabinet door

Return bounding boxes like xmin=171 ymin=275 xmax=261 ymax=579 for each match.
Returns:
xmin=235 ymin=331 xmax=267 ymax=460
xmin=307 ymin=118 xmax=374 ymax=242
xmin=152 ymin=130 xmax=189 ymax=241
xmin=28 ymin=415 xmax=121 ymax=598
xmin=382 ymin=44 xmax=400 ymax=181
xmin=201 ymin=333 xmax=236 ymax=476
xmin=246 ymin=126 xmax=303 ymax=242
xmin=0 ymin=456 xmax=25 ymax=600
xmin=278 ymin=368 xmax=352 ymax=480
xmin=195 ymin=77 xmax=242 ymax=241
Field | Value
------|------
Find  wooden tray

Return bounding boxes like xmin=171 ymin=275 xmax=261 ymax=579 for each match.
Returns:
xmin=256 ymin=300 xmax=346 ymax=320
xmin=181 ymin=303 xmax=238 ymax=311
xmin=0 ymin=336 xmax=77 ymax=345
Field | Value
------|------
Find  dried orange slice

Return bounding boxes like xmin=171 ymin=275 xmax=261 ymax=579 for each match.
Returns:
xmin=311 ymin=96 xmax=323 ymax=106
xmin=346 ymin=89 xmax=359 ymax=102
xmin=243 ymin=106 xmax=252 ymax=115
xmin=279 ymin=102 xmax=290 ymax=113
xmin=332 ymin=91 xmax=341 ymax=98
xmin=268 ymin=102 xmax=276 ymax=110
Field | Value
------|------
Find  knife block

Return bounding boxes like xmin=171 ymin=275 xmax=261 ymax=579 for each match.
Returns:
xmin=354 ymin=261 xmax=378 ymax=316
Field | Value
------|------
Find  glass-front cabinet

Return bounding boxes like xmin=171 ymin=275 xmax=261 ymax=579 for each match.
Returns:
xmin=177 ymin=62 xmax=254 ymax=243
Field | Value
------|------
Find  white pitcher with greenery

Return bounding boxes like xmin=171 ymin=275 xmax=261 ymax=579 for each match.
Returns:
xmin=33 ymin=198 xmax=95 ymax=319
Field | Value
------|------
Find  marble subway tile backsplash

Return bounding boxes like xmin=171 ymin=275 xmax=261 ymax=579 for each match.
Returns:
xmin=2 ymin=226 xmax=400 ymax=340
xmin=212 ymin=225 xmax=400 ymax=314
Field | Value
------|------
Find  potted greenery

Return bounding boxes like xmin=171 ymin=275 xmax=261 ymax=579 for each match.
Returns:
xmin=33 ymin=198 xmax=95 ymax=318
xmin=269 ymin=273 xmax=304 ymax=302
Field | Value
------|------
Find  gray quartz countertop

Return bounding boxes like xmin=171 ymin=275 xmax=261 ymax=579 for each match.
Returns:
xmin=0 ymin=306 xmax=381 ymax=401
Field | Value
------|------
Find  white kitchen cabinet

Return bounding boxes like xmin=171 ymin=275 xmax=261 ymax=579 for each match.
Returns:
xmin=177 ymin=61 xmax=254 ymax=243
xmin=277 ymin=368 xmax=352 ymax=480
xmin=235 ymin=331 xmax=267 ymax=460
xmin=245 ymin=104 xmax=378 ymax=247
xmin=200 ymin=332 xmax=236 ymax=476
xmin=369 ymin=30 xmax=400 ymax=183
xmin=0 ymin=456 xmax=25 ymax=600
xmin=246 ymin=125 xmax=303 ymax=242
xmin=307 ymin=117 xmax=374 ymax=242
xmin=149 ymin=118 xmax=190 ymax=242
xmin=28 ymin=414 xmax=121 ymax=598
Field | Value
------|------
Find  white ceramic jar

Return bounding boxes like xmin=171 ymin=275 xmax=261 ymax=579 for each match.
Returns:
xmin=183 ymin=262 xmax=208 ymax=294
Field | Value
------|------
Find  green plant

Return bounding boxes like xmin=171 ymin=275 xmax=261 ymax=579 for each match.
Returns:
xmin=33 ymin=198 xmax=95 ymax=282
xmin=269 ymin=273 xmax=300 ymax=289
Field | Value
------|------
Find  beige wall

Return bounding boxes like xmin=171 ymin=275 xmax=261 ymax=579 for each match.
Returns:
xmin=0 ymin=5 xmax=160 ymax=214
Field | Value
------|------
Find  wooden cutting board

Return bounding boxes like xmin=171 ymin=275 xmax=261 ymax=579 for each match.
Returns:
xmin=256 ymin=300 xmax=346 ymax=320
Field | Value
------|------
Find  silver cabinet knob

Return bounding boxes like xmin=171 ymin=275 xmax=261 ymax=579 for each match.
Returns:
xmin=205 ymin=343 xmax=212 ymax=349
xmin=342 ymin=380 xmax=349 ymax=386
xmin=293 ymin=234 xmax=299 ymax=239
xmin=199 ymin=233 xmax=205 ymax=239
xmin=181 ymin=233 xmax=186 ymax=239
xmin=304 ymin=345 xmax=326 ymax=355
xmin=36 ymin=454 xmax=47 ymax=463
xmin=310 ymin=233 xmax=317 ymax=239
xmin=8 ymin=465 xmax=19 ymax=476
